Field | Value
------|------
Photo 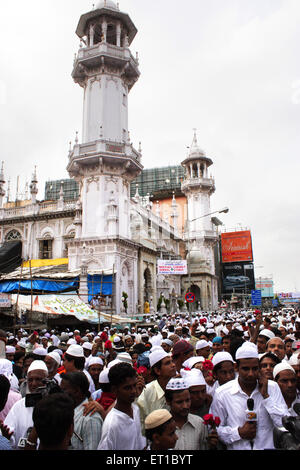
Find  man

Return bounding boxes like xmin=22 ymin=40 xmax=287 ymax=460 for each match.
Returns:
xmin=182 ymin=368 xmax=210 ymax=418
xmin=256 ymin=329 xmax=275 ymax=355
xmin=221 ymin=335 xmax=231 ymax=354
xmin=144 ymin=409 xmax=178 ymax=450
xmin=60 ymin=371 xmax=103 ymax=450
xmin=44 ymin=351 xmax=62 ymax=385
xmin=172 ymin=340 xmax=194 ymax=373
xmin=0 ymin=375 xmax=13 ymax=450
xmin=209 ymin=351 xmax=236 ymax=397
xmin=195 ymin=340 xmax=211 ymax=359
xmin=32 ymin=393 xmax=74 ymax=450
xmin=62 ymin=344 xmax=95 ymax=394
xmin=209 ymin=341 xmax=288 ymax=450
xmin=0 ymin=359 xmax=22 ymax=422
xmin=273 ymin=362 xmax=300 ymax=416
xmin=259 ymin=352 xmax=281 ymax=381
xmin=211 ymin=337 xmax=223 ymax=355
xmin=165 ymin=377 xmax=218 ymax=450
xmin=97 ymin=362 xmax=146 ymax=450
xmin=3 ymin=360 xmax=49 ymax=449
xmin=161 ymin=339 xmax=173 ymax=354
xmin=267 ymin=337 xmax=286 ymax=361
xmin=137 ymin=347 xmax=176 ymax=434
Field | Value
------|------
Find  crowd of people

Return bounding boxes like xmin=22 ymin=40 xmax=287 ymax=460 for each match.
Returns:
xmin=0 ymin=306 xmax=299 ymax=451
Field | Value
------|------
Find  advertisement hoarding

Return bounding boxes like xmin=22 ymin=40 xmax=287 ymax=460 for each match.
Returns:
xmin=221 ymin=230 xmax=253 ymax=264
xmin=157 ymin=260 xmax=187 ymax=275
xmin=222 ymin=262 xmax=255 ymax=294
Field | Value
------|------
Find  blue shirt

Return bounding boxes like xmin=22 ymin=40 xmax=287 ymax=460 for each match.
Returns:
xmin=0 ymin=436 xmax=12 ymax=450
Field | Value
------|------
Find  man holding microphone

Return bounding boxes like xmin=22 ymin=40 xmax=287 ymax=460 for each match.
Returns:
xmin=209 ymin=341 xmax=288 ymax=450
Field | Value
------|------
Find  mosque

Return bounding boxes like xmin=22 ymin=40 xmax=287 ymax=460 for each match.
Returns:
xmin=0 ymin=1 xmax=223 ymax=321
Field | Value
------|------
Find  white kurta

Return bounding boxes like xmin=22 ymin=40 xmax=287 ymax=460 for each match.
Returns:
xmin=97 ymin=404 xmax=146 ymax=450
xmin=4 ymin=398 xmax=34 ymax=450
xmin=209 ymin=378 xmax=288 ymax=450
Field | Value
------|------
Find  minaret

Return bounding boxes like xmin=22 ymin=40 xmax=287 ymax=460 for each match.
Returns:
xmin=181 ymin=131 xmax=218 ymax=310
xmin=66 ymin=1 xmax=142 ymax=315
xmin=67 ymin=0 xmax=143 ymax=241
xmin=30 ymin=166 xmax=38 ymax=204
xmin=181 ymin=131 xmax=215 ymax=238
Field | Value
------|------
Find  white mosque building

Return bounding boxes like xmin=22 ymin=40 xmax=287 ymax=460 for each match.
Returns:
xmin=0 ymin=1 xmax=222 ymax=320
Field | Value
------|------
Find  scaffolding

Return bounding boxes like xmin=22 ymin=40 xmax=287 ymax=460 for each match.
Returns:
xmin=44 ymin=179 xmax=80 ymax=201
xmin=130 ymin=165 xmax=185 ymax=199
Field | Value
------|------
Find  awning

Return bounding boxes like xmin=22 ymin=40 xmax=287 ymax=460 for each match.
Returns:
xmin=11 ymin=293 xmax=131 ymax=325
xmin=0 ymin=241 xmax=22 ymax=273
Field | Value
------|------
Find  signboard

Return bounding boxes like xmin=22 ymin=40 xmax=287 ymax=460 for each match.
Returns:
xmin=157 ymin=260 xmax=187 ymax=275
xmin=0 ymin=293 xmax=11 ymax=308
xmin=185 ymin=292 xmax=195 ymax=303
xmin=272 ymin=299 xmax=279 ymax=306
xmin=221 ymin=231 xmax=253 ymax=263
xmin=251 ymin=290 xmax=262 ymax=306
xmin=255 ymin=278 xmax=274 ymax=298
xmin=278 ymin=292 xmax=300 ymax=300
xmin=222 ymin=262 xmax=255 ymax=294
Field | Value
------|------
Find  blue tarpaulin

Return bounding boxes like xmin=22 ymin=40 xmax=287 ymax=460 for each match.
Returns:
xmin=88 ymin=274 xmax=113 ymax=301
xmin=0 ymin=278 xmax=80 ymax=294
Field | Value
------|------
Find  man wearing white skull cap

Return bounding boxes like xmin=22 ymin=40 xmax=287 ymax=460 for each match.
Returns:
xmin=209 ymin=341 xmax=288 ymax=450
xmin=3 ymin=360 xmax=49 ymax=449
xmin=137 ymin=348 xmax=176 ymax=436
xmin=273 ymin=361 xmax=300 ymax=416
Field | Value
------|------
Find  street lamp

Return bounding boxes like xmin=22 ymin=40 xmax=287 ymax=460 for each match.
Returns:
xmin=190 ymin=207 xmax=229 ymax=223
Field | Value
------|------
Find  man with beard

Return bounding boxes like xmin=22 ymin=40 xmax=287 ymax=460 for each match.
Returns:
xmin=273 ymin=362 xmax=300 ymax=416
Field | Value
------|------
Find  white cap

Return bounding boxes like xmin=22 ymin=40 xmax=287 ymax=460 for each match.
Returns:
xmin=182 ymin=369 xmax=206 ymax=387
xmin=66 ymin=344 xmax=85 ymax=358
xmin=116 ymin=352 xmax=133 ymax=365
xmin=288 ymin=353 xmax=300 ymax=366
xmin=33 ymin=347 xmax=48 ymax=357
xmin=0 ymin=358 xmax=13 ymax=380
xmin=67 ymin=338 xmax=76 ymax=345
xmin=5 ymin=346 xmax=15 ymax=354
xmin=235 ymin=342 xmax=259 ymax=360
xmin=82 ymin=342 xmax=93 ymax=351
xmin=46 ymin=352 xmax=61 ymax=365
xmin=166 ymin=377 xmax=189 ymax=391
xmin=107 ymin=359 xmax=122 ymax=369
xmin=149 ymin=347 xmax=169 ymax=368
xmin=259 ymin=329 xmax=275 ymax=340
xmin=273 ymin=361 xmax=296 ymax=379
xmin=212 ymin=352 xmax=234 ymax=367
xmin=27 ymin=360 xmax=48 ymax=375
xmin=99 ymin=368 xmax=110 ymax=384
xmin=87 ymin=356 xmax=104 ymax=367
xmin=182 ymin=356 xmax=205 ymax=369
xmin=196 ymin=340 xmax=210 ymax=350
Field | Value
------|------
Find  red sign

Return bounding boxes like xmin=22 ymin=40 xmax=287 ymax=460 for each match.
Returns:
xmin=221 ymin=230 xmax=253 ymax=263
xmin=185 ymin=292 xmax=195 ymax=303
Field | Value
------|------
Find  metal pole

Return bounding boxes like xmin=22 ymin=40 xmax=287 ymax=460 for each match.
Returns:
xmin=29 ymin=259 xmax=33 ymax=333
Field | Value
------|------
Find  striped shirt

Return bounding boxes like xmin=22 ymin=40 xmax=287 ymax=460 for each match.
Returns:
xmin=70 ymin=399 xmax=103 ymax=450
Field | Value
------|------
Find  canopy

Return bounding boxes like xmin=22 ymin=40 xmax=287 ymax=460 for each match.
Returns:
xmin=0 ymin=241 xmax=22 ymax=273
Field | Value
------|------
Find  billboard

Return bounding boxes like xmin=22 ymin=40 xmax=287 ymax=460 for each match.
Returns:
xmin=255 ymin=278 xmax=274 ymax=298
xmin=222 ymin=262 xmax=255 ymax=294
xmin=221 ymin=230 xmax=253 ymax=263
xmin=0 ymin=293 xmax=11 ymax=308
xmin=157 ymin=260 xmax=187 ymax=275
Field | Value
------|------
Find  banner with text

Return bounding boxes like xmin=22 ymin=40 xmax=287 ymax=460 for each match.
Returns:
xmin=157 ymin=260 xmax=187 ymax=275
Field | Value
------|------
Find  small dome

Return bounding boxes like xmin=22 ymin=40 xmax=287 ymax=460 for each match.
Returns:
xmin=96 ymin=0 xmax=118 ymax=10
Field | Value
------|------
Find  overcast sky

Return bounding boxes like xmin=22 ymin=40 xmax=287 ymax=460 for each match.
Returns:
xmin=0 ymin=0 xmax=299 ymax=294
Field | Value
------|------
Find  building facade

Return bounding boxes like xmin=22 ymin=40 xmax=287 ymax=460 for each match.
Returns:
xmin=0 ymin=1 xmax=222 ymax=318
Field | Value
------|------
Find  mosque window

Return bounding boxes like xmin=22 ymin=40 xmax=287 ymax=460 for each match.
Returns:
xmin=39 ymin=238 xmax=53 ymax=259
xmin=5 ymin=230 xmax=22 ymax=241
xmin=107 ymin=24 xmax=117 ymax=45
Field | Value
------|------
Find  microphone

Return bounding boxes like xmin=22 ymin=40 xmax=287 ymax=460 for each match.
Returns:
xmin=293 ymin=403 xmax=300 ymax=416
xmin=246 ymin=398 xmax=257 ymax=449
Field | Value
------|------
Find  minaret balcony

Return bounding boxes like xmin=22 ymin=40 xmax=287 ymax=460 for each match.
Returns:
xmin=181 ymin=176 xmax=215 ymax=193
xmin=72 ymin=43 xmax=140 ymax=85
